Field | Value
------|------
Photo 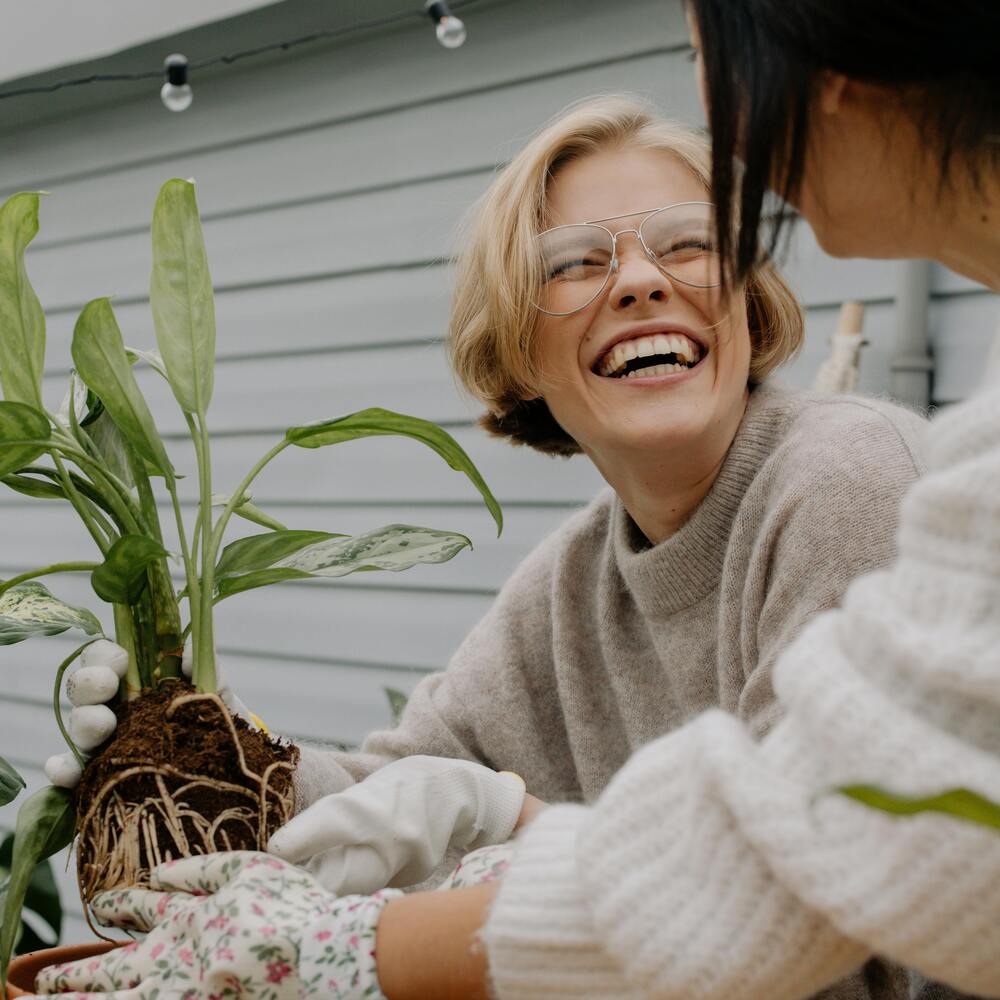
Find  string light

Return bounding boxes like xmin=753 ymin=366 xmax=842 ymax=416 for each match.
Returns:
xmin=0 ymin=1 xmax=481 ymax=108
xmin=160 ymin=54 xmax=193 ymax=112
xmin=424 ymin=1 xmax=467 ymax=48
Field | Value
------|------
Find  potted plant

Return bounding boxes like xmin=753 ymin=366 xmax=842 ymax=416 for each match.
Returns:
xmin=0 ymin=179 xmax=501 ymax=995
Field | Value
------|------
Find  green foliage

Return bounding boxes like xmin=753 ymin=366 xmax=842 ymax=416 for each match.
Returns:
xmin=840 ymin=784 xmax=1000 ymax=833
xmin=0 ymin=787 xmax=74 ymax=985
xmin=71 ymin=298 xmax=174 ymax=480
xmin=384 ymin=687 xmax=409 ymax=727
xmin=0 ymin=583 xmax=103 ymax=646
xmin=215 ymin=524 xmax=472 ymax=600
xmin=286 ymin=408 xmax=503 ymax=535
xmin=0 ymin=181 xmax=504 ymax=970
xmin=0 ymin=401 xmax=50 ymax=476
xmin=150 ymin=180 xmax=215 ymax=416
xmin=0 ymin=193 xmax=46 ymax=411
xmin=91 ymin=535 xmax=170 ymax=605
xmin=0 ymin=834 xmax=62 ymax=958
xmin=0 ymin=759 xmax=25 ymax=807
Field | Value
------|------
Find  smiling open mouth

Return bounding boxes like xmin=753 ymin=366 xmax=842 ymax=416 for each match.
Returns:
xmin=596 ymin=332 xmax=704 ymax=378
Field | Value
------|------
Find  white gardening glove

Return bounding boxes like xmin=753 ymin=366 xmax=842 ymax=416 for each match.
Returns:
xmin=33 ymin=851 xmax=400 ymax=1000
xmin=44 ymin=639 xmax=128 ymax=788
xmin=267 ymin=754 xmax=526 ymax=896
xmin=44 ymin=643 xmax=262 ymax=788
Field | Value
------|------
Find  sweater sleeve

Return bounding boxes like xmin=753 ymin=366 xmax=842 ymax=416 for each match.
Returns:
xmin=292 ymin=520 xmax=567 ymax=811
xmin=484 ymin=386 xmax=1000 ymax=999
xmin=738 ymin=397 xmax=926 ymax=735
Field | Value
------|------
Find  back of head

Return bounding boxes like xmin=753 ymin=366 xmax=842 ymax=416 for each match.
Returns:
xmin=448 ymin=94 xmax=803 ymax=456
xmin=686 ymin=0 xmax=1000 ymax=280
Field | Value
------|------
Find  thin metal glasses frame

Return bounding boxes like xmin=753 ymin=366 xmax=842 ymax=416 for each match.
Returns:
xmin=533 ymin=200 xmax=720 ymax=317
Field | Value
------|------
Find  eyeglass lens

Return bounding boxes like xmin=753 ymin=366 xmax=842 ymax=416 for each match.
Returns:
xmin=535 ymin=203 xmax=720 ymax=316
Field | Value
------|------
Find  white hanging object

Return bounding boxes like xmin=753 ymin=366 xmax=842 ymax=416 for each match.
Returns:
xmin=425 ymin=1 xmax=467 ymax=48
xmin=161 ymin=53 xmax=193 ymax=112
xmin=813 ymin=301 xmax=866 ymax=394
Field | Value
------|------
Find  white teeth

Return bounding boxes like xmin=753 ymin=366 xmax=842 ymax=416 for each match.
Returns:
xmin=599 ymin=332 xmax=703 ymax=377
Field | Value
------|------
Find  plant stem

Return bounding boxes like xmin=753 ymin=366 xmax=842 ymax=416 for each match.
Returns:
xmin=50 ymin=451 xmax=110 ymax=555
xmin=0 ymin=562 xmax=100 ymax=599
xmin=207 ymin=439 xmax=290 ymax=566
xmin=113 ymin=603 xmax=141 ymax=700
xmin=53 ymin=641 xmax=99 ymax=768
xmin=167 ymin=478 xmax=200 ymax=656
xmin=190 ymin=413 xmax=216 ymax=693
xmin=126 ymin=445 xmax=182 ymax=682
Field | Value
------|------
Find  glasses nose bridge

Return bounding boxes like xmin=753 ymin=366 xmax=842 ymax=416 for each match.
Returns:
xmin=608 ymin=225 xmax=657 ymax=272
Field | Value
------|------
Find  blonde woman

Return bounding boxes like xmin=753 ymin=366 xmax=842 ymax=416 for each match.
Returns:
xmin=45 ymin=99 xmax=927 ymax=1000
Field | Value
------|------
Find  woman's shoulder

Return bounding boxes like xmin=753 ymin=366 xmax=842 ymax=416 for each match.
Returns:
xmin=756 ymin=382 xmax=929 ymax=480
xmin=500 ymin=489 xmax=618 ymax=592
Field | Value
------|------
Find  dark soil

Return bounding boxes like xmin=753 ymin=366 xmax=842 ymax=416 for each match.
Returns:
xmin=74 ymin=679 xmax=298 ymax=899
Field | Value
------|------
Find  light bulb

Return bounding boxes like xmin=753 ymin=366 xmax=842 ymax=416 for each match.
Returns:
xmin=161 ymin=53 xmax=193 ymax=112
xmin=425 ymin=1 xmax=467 ymax=49
xmin=435 ymin=14 xmax=466 ymax=48
xmin=161 ymin=82 xmax=193 ymax=112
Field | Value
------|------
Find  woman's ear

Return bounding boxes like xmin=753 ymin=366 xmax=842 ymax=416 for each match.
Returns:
xmin=818 ymin=72 xmax=849 ymax=116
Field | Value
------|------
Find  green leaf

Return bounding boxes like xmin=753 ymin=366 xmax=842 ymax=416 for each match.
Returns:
xmin=286 ymin=408 xmax=503 ymax=535
xmin=215 ymin=524 xmax=472 ymax=600
xmin=1 ymin=472 xmax=65 ymax=500
xmin=0 ymin=582 xmax=103 ymax=645
xmin=0 ymin=787 xmax=74 ymax=987
xmin=385 ymin=687 xmax=409 ymax=726
xmin=0 ymin=401 xmax=49 ymax=477
xmin=0 ymin=835 xmax=61 ymax=956
xmin=0 ymin=193 xmax=46 ymax=410
xmin=150 ymin=179 xmax=215 ymax=415
xmin=71 ymin=297 xmax=173 ymax=480
xmin=125 ymin=346 xmax=169 ymax=380
xmin=0 ymin=757 xmax=25 ymax=807
xmin=86 ymin=407 xmax=136 ymax=488
xmin=216 ymin=529 xmax=338 ymax=580
xmin=211 ymin=492 xmax=287 ymax=532
xmin=91 ymin=534 xmax=169 ymax=605
xmin=839 ymin=784 xmax=1000 ymax=833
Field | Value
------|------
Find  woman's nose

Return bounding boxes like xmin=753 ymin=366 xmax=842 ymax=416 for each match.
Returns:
xmin=607 ymin=236 xmax=674 ymax=311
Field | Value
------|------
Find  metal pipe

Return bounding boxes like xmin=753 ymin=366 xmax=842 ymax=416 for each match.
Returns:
xmin=889 ymin=259 xmax=934 ymax=409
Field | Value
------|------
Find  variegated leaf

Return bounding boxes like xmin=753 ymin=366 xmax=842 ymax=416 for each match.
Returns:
xmin=0 ymin=582 xmax=103 ymax=645
xmin=215 ymin=524 xmax=471 ymax=600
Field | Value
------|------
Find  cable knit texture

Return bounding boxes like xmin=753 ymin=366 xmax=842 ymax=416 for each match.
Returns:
xmin=483 ymin=381 xmax=1000 ymax=998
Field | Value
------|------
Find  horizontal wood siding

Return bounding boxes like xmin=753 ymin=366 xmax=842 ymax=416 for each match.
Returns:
xmin=0 ymin=0 xmax=996 ymax=939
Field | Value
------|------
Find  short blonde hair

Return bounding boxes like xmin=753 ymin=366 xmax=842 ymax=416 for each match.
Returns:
xmin=448 ymin=95 xmax=804 ymax=457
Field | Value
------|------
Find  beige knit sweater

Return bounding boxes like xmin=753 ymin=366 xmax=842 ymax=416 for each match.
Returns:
xmin=482 ymin=379 xmax=1000 ymax=999
xmin=294 ymin=384 xmax=931 ymax=998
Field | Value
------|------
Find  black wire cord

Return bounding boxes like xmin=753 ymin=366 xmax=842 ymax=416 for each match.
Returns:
xmin=0 ymin=0 xmax=480 ymax=102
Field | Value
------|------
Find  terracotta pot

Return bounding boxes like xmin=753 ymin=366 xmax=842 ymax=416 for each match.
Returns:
xmin=6 ymin=941 xmax=125 ymax=997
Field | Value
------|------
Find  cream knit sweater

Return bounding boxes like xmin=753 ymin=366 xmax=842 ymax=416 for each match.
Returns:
xmin=482 ymin=381 xmax=1000 ymax=998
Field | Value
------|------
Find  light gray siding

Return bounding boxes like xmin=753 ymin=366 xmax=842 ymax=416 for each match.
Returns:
xmin=0 ymin=0 xmax=996 ymax=943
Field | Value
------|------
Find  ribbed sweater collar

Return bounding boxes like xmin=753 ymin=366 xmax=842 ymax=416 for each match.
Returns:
xmin=612 ymin=383 xmax=795 ymax=618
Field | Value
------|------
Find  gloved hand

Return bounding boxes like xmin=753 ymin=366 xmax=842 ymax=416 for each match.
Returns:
xmin=43 ymin=639 xmax=128 ymax=788
xmin=267 ymin=754 xmax=526 ymax=895
xmin=33 ymin=851 xmax=401 ymax=1000
xmin=44 ymin=642 xmax=260 ymax=788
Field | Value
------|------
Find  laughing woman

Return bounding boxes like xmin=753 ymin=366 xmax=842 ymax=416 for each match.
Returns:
xmin=43 ymin=99 xmax=929 ymax=999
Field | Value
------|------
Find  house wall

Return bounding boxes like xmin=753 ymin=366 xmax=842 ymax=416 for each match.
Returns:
xmin=0 ymin=0 xmax=996 ymax=944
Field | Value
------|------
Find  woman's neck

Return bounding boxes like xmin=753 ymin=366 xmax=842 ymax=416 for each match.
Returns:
xmin=934 ymin=171 xmax=1000 ymax=291
xmin=588 ymin=390 xmax=749 ymax=546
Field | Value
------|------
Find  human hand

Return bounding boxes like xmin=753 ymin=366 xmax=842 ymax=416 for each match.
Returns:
xmin=267 ymin=755 xmax=526 ymax=895
xmin=33 ymin=851 xmax=401 ymax=1000
xmin=43 ymin=639 xmax=128 ymax=788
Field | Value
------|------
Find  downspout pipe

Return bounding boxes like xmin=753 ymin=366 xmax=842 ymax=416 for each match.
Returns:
xmin=889 ymin=259 xmax=934 ymax=410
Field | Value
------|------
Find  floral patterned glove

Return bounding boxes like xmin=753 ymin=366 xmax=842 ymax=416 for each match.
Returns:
xmin=34 ymin=851 xmax=401 ymax=999
xmin=437 ymin=843 xmax=514 ymax=891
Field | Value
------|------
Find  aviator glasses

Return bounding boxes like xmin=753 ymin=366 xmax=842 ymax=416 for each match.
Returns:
xmin=534 ymin=201 xmax=721 ymax=316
